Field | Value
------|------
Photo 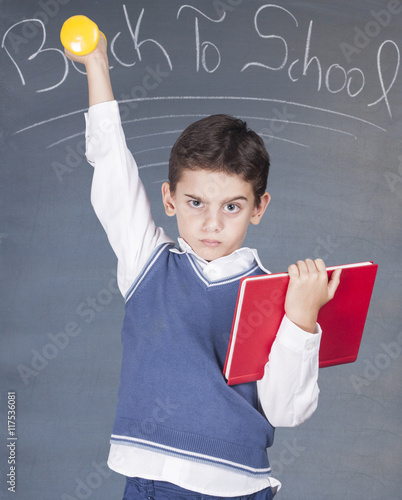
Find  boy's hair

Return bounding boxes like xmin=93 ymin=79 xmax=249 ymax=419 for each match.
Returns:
xmin=168 ymin=114 xmax=270 ymax=206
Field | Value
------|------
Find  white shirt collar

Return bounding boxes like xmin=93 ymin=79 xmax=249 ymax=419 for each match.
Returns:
xmin=169 ymin=237 xmax=270 ymax=282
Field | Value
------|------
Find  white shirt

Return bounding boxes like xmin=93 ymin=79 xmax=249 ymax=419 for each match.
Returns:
xmin=85 ymin=100 xmax=322 ymax=497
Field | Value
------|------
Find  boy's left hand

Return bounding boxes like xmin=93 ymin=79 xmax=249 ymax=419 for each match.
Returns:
xmin=284 ymin=258 xmax=341 ymax=333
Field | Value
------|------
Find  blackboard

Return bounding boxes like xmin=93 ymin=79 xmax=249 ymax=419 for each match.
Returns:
xmin=1 ymin=1 xmax=401 ymax=498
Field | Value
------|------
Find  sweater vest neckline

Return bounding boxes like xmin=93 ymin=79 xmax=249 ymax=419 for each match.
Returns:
xmin=126 ymin=243 xmax=264 ymax=300
xmin=183 ymin=252 xmax=262 ymax=290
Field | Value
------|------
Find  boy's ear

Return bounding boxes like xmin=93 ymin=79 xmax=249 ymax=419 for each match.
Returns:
xmin=161 ymin=182 xmax=176 ymax=216
xmin=250 ymin=192 xmax=271 ymax=225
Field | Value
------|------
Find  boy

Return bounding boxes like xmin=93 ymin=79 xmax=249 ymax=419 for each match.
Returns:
xmin=65 ymin=35 xmax=340 ymax=500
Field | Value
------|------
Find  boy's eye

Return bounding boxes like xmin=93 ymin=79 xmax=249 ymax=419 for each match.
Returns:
xmin=189 ymin=200 xmax=203 ymax=208
xmin=224 ymin=203 xmax=240 ymax=213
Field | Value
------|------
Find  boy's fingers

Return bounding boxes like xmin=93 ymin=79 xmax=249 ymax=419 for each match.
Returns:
xmin=288 ymin=263 xmax=299 ymax=277
xmin=304 ymin=258 xmax=316 ymax=273
xmin=98 ymin=32 xmax=107 ymax=48
xmin=327 ymin=268 xmax=342 ymax=299
xmin=289 ymin=259 xmax=322 ymax=277
xmin=289 ymin=258 xmax=330 ymax=279
xmin=314 ymin=258 xmax=326 ymax=273
xmin=64 ymin=47 xmax=84 ymax=63
xmin=296 ymin=259 xmax=308 ymax=275
xmin=296 ymin=258 xmax=326 ymax=277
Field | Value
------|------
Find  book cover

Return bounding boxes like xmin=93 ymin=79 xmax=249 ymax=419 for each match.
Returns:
xmin=224 ymin=262 xmax=378 ymax=385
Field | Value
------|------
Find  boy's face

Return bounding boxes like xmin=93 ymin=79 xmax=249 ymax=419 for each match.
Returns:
xmin=162 ymin=169 xmax=270 ymax=262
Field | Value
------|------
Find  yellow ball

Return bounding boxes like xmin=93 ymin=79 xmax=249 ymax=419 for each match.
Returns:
xmin=60 ymin=15 xmax=106 ymax=55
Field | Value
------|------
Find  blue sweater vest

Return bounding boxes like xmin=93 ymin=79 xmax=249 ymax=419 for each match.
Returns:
xmin=111 ymin=243 xmax=274 ymax=476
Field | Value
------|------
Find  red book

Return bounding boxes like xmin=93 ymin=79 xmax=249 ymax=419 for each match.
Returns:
xmin=223 ymin=262 xmax=378 ymax=385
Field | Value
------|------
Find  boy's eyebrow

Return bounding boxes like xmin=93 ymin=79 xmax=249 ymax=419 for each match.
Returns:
xmin=184 ymin=194 xmax=250 ymax=204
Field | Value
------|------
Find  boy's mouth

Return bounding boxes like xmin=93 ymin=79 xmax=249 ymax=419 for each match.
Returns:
xmin=200 ymin=239 xmax=221 ymax=248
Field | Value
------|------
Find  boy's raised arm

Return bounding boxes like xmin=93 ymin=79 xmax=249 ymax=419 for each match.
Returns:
xmin=64 ymin=36 xmax=113 ymax=107
xmin=64 ymin=39 xmax=173 ymax=297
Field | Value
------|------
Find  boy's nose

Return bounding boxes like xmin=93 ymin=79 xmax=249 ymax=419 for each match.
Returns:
xmin=203 ymin=211 xmax=222 ymax=233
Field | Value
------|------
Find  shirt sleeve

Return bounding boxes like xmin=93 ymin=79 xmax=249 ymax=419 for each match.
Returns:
xmin=85 ymin=100 xmax=173 ymax=297
xmin=257 ymin=315 xmax=322 ymax=428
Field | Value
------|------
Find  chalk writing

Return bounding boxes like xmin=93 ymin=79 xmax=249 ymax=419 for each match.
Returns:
xmin=241 ymin=5 xmax=299 ymax=72
xmin=1 ymin=3 xmax=399 ymax=118
xmin=177 ymin=4 xmax=226 ymax=73
xmin=14 ymin=95 xmax=387 ymax=153
xmin=111 ymin=5 xmax=172 ymax=70
xmin=1 ymin=18 xmax=68 ymax=92
xmin=367 ymin=40 xmax=400 ymax=118
xmin=241 ymin=4 xmax=400 ymax=116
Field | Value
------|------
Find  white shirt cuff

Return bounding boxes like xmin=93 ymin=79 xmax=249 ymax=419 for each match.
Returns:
xmin=273 ymin=315 xmax=322 ymax=356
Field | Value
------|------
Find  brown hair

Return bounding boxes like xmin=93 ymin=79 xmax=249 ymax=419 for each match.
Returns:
xmin=168 ymin=114 xmax=270 ymax=206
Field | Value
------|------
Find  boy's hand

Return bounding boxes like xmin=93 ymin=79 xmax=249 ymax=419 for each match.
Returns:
xmin=64 ymin=33 xmax=113 ymax=107
xmin=63 ymin=32 xmax=108 ymax=66
xmin=284 ymin=258 xmax=341 ymax=333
